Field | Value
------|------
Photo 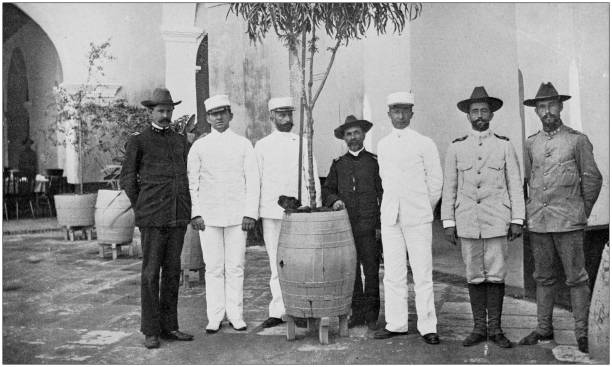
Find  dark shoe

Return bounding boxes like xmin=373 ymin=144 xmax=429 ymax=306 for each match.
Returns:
xmin=421 ymin=333 xmax=440 ymax=345
xmin=367 ymin=320 xmax=379 ymax=331
xmin=373 ymin=328 xmax=407 ymax=339
xmin=490 ymin=333 xmax=512 ymax=348
xmin=229 ymin=322 xmax=247 ymax=331
xmin=348 ymin=318 xmax=365 ymax=329
xmin=577 ymin=337 xmax=588 ymax=353
xmin=261 ymin=317 xmax=284 ymax=328
xmin=206 ymin=325 xmax=221 ymax=334
xmin=463 ymin=332 xmax=487 ymax=347
xmin=144 ymin=335 xmax=160 ymax=349
xmin=518 ymin=331 xmax=554 ymax=345
xmin=160 ymin=330 xmax=194 ymax=341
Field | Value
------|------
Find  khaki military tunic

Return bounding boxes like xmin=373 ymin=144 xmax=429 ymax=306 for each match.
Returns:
xmin=441 ymin=130 xmax=525 ymax=239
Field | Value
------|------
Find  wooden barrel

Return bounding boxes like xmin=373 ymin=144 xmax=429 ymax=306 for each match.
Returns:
xmin=277 ymin=209 xmax=356 ymax=318
xmin=181 ymin=225 xmax=205 ymax=270
xmin=588 ymin=242 xmax=609 ymax=362
xmin=94 ymin=190 xmax=135 ymax=243
xmin=54 ymin=193 xmax=97 ymax=227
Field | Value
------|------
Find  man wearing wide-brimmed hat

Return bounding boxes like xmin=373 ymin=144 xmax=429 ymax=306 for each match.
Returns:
xmin=18 ymin=136 xmax=37 ymax=178
xmin=187 ymin=94 xmax=260 ymax=333
xmin=441 ymin=86 xmax=524 ymax=349
xmin=374 ymin=91 xmax=442 ymax=344
xmin=518 ymin=82 xmax=602 ymax=353
xmin=254 ymin=97 xmax=322 ymax=329
xmin=120 ymin=87 xmax=193 ymax=349
xmin=323 ymin=115 xmax=383 ymax=331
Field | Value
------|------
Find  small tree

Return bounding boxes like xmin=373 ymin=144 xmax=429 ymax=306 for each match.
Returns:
xmin=229 ymin=3 xmax=422 ymax=208
xmin=52 ymin=39 xmax=116 ymax=194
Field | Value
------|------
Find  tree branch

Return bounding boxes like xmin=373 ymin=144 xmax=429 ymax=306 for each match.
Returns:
xmin=311 ymin=38 xmax=341 ymax=108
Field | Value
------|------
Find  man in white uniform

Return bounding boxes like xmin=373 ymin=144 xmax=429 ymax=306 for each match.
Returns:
xmin=374 ymin=91 xmax=443 ymax=345
xmin=254 ymin=97 xmax=321 ymax=328
xmin=187 ymin=95 xmax=260 ymax=333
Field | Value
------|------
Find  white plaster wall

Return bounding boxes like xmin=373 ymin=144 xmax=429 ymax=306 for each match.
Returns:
xmin=16 ymin=3 xmax=166 ymax=105
xmin=516 ymin=3 xmax=609 ymax=226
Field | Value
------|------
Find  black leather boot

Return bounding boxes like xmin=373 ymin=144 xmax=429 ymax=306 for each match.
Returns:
xmin=487 ymin=282 xmax=512 ymax=348
xmin=464 ymin=283 xmax=487 ymax=347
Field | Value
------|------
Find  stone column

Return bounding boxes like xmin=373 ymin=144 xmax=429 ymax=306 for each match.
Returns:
xmin=161 ymin=3 xmax=204 ymax=120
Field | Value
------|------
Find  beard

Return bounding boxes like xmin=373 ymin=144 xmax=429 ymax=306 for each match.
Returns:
xmin=541 ymin=113 xmax=562 ymax=131
xmin=471 ymin=118 xmax=489 ymax=132
xmin=275 ymin=122 xmax=293 ymax=132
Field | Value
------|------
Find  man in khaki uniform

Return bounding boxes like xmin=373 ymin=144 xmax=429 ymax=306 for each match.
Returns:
xmin=442 ymin=87 xmax=524 ymax=348
xmin=518 ymin=82 xmax=602 ymax=354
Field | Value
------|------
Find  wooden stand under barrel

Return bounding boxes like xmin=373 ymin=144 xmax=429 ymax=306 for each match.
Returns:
xmin=277 ymin=209 xmax=356 ymax=344
xmin=63 ymin=225 xmax=94 ymax=241
xmin=181 ymin=225 xmax=205 ymax=288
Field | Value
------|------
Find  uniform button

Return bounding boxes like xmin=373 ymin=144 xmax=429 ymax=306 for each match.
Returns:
xmin=479 ymin=143 xmax=483 ymax=146
xmin=477 ymin=200 xmax=481 ymax=204
xmin=544 ymin=172 xmax=548 ymax=176
xmin=477 ymin=185 xmax=481 ymax=189
xmin=543 ymin=203 xmax=548 ymax=207
xmin=478 ymin=157 xmax=482 ymax=160
xmin=543 ymin=187 xmax=547 ymax=191
xmin=477 ymin=171 xmax=481 ymax=174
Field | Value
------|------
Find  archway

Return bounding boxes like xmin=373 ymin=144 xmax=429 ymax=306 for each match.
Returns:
xmin=195 ymin=34 xmax=210 ymax=134
xmin=6 ymin=48 xmax=29 ymax=169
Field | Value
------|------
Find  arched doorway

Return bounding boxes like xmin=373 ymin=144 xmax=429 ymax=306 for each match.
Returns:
xmin=6 ymin=48 xmax=29 ymax=169
xmin=195 ymin=34 xmax=210 ymax=134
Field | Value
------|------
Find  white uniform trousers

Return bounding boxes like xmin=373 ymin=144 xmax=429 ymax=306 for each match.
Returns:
xmin=200 ymin=225 xmax=246 ymax=326
xmin=262 ymin=218 xmax=285 ymax=318
xmin=381 ymin=221 xmax=437 ymax=334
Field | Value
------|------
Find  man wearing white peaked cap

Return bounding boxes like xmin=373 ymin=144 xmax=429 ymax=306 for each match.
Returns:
xmin=374 ymin=91 xmax=443 ymax=345
xmin=187 ymin=94 xmax=260 ymax=333
xmin=254 ymin=96 xmax=321 ymax=328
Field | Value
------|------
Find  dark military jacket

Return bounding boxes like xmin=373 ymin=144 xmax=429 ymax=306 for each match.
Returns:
xmin=322 ymin=149 xmax=383 ymax=234
xmin=120 ymin=126 xmax=191 ymax=227
xmin=525 ymin=124 xmax=602 ymax=233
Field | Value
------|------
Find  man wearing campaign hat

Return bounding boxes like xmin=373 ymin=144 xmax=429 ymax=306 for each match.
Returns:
xmin=323 ymin=115 xmax=383 ymax=331
xmin=187 ymin=94 xmax=260 ymax=333
xmin=254 ymin=97 xmax=322 ymax=329
xmin=441 ymin=86 xmax=524 ymax=348
xmin=374 ymin=91 xmax=443 ymax=344
xmin=518 ymin=82 xmax=602 ymax=353
xmin=121 ymin=87 xmax=193 ymax=349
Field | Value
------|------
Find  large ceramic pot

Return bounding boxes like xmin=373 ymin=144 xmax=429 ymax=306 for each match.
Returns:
xmin=94 ymin=189 xmax=135 ymax=244
xmin=588 ymin=242 xmax=609 ymax=362
xmin=277 ymin=209 xmax=356 ymax=318
xmin=54 ymin=193 xmax=97 ymax=227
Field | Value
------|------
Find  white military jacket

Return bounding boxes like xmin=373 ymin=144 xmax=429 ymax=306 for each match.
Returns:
xmin=441 ymin=129 xmax=525 ymax=239
xmin=254 ymin=130 xmax=321 ymax=219
xmin=187 ymin=128 xmax=260 ymax=227
xmin=377 ymin=127 xmax=443 ymax=226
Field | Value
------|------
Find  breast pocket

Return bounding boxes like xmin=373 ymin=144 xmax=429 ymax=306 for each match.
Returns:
xmin=557 ymin=159 xmax=579 ymax=186
xmin=487 ymin=160 xmax=505 ymax=188
xmin=457 ymin=162 xmax=472 ymax=190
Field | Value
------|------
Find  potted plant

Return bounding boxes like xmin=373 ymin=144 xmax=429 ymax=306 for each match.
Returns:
xmin=51 ymin=40 xmax=117 ymax=230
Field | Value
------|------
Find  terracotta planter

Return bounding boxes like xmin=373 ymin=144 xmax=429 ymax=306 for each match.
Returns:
xmin=94 ymin=189 xmax=135 ymax=244
xmin=54 ymin=193 xmax=97 ymax=227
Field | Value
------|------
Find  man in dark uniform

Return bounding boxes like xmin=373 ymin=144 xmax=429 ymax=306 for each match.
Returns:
xmin=323 ymin=115 xmax=383 ymax=331
xmin=120 ymin=88 xmax=193 ymax=349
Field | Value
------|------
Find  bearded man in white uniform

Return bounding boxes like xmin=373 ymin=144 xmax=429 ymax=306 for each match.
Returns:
xmin=374 ymin=91 xmax=443 ymax=345
xmin=254 ymin=97 xmax=321 ymax=328
xmin=187 ymin=94 xmax=260 ymax=333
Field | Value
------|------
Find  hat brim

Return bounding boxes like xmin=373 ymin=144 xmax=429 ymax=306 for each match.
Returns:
xmin=141 ymin=100 xmax=182 ymax=108
xmin=523 ymin=95 xmax=571 ymax=107
xmin=271 ymin=107 xmax=295 ymax=112
xmin=334 ymin=120 xmax=373 ymax=139
xmin=457 ymin=97 xmax=503 ymax=113
xmin=206 ymin=106 xmax=231 ymax=114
